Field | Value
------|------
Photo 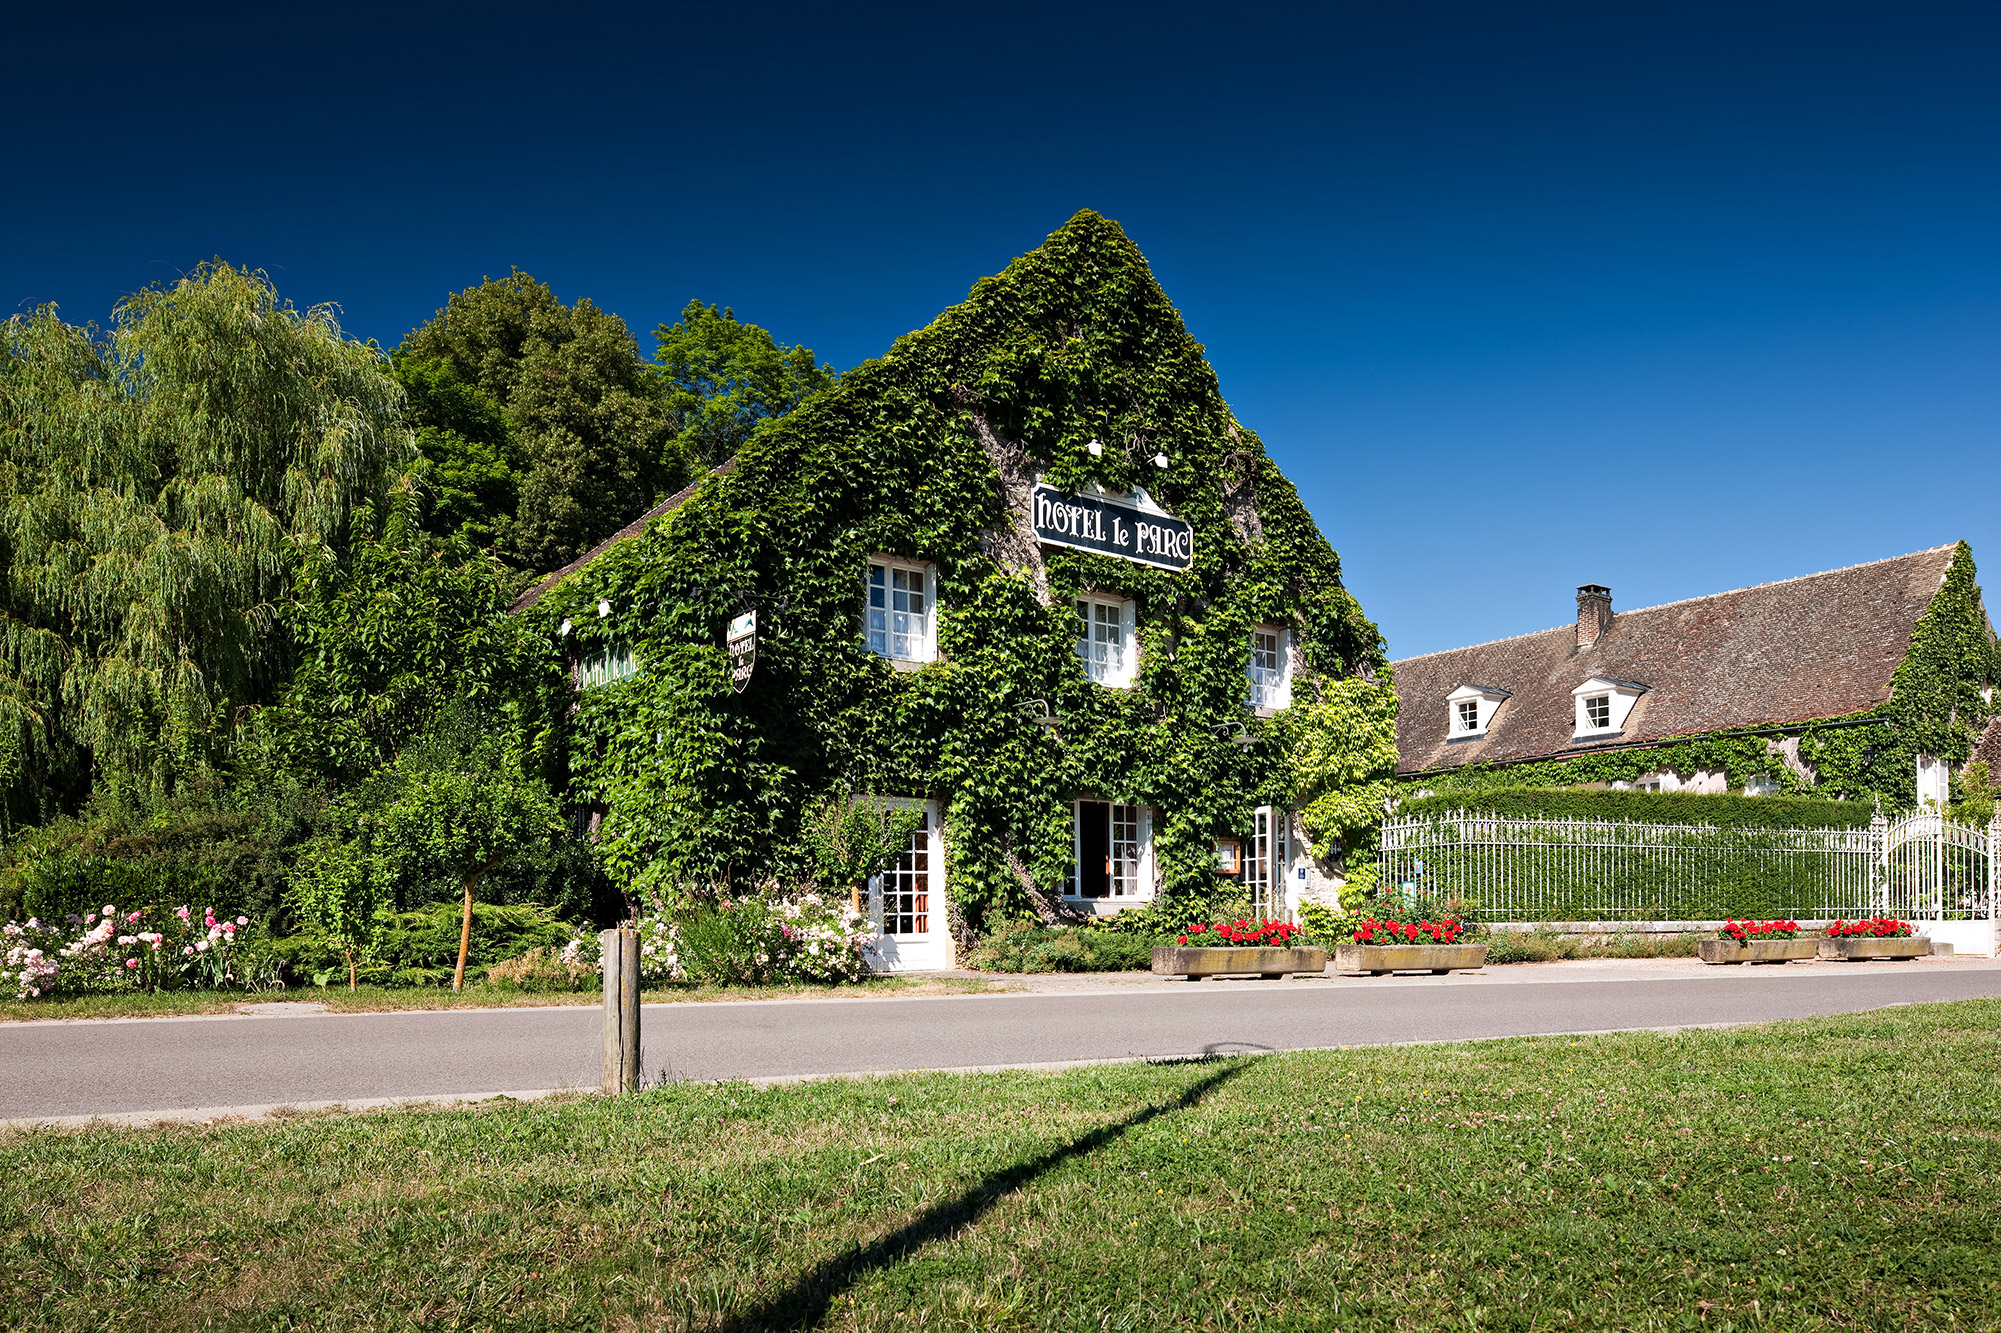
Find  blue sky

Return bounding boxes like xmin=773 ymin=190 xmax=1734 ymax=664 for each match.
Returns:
xmin=7 ymin=1 xmax=1996 ymax=657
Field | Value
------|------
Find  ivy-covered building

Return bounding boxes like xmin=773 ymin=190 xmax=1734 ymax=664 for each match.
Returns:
xmin=512 ymin=212 xmax=1395 ymax=967
xmin=1393 ymin=545 xmax=1997 ymax=808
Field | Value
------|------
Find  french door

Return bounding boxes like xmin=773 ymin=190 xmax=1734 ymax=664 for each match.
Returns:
xmin=869 ymin=801 xmax=953 ymax=971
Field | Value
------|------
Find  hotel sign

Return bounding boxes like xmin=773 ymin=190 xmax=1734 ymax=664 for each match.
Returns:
xmin=1031 ymin=484 xmax=1194 ymax=572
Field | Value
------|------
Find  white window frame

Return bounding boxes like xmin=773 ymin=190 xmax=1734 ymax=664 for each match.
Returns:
xmin=1245 ymin=805 xmax=1289 ymax=921
xmin=864 ymin=796 xmax=953 ymax=971
xmin=1065 ymin=800 xmax=1154 ymax=913
xmin=1074 ymin=594 xmax=1137 ymax=688
xmin=1246 ymin=626 xmax=1292 ymax=712
xmin=1744 ymin=774 xmax=1781 ymax=797
xmin=864 ymin=556 xmax=937 ymax=666
xmin=1916 ymin=754 xmax=1950 ymax=808
xmin=1445 ymin=684 xmax=1510 ymax=738
xmin=1572 ymin=676 xmax=1646 ymax=738
xmin=578 ymin=641 xmax=637 ymax=689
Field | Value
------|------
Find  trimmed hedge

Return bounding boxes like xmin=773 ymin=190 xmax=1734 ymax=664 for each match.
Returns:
xmin=1397 ymin=787 xmax=1874 ymax=830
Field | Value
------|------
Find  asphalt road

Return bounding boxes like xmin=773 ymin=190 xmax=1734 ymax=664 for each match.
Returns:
xmin=7 ymin=963 xmax=2001 ymax=1124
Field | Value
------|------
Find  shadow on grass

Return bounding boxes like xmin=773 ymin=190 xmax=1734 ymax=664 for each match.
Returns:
xmin=717 ymin=1056 xmax=1251 ymax=1332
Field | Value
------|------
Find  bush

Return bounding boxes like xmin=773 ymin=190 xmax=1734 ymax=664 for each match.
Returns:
xmin=1480 ymin=928 xmax=1580 ymax=964
xmin=1399 ymin=787 xmax=1873 ymax=830
xmin=4 ymin=901 xmax=269 ymax=999
xmin=965 ymin=922 xmax=1160 ymax=973
xmin=487 ymin=937 xmax=602 ymax=992
xmin=276 ymin=901 xmax=578 ymax=988
xmin=637 ymin=890 xmax=874 ymax=986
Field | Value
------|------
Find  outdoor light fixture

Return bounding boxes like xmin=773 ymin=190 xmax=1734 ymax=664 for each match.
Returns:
xmin=1211 ymin=720 xmax=1254 ymax=749
xmin=1087 ymin=438 xmax=1104 ymax=457
xmin=558 ymin=619 xmax=572 ymax=637
xmin=1018 ymin=698 xmax=1061 ymax=731
xmin=597 ymin=600 xmax=612 ymax=618
xmin=1152 ymin=452 xmax=1168 ymax=469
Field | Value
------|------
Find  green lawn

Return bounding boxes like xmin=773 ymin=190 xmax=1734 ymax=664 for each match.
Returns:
xmin=5 ymin=1001 xmax=1998 ymax=1331
xmin=0 ymin=974 xmax=1006 ymax=1024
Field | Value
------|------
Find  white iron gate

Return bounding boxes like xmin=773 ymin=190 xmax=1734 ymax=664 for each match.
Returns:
xmin=1884 ymin=810 xmax=1994 ymax=921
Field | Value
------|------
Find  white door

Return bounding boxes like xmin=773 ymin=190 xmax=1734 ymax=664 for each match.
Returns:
xmin=1247 ymin=805 xmax=1289 ymax=921
xmin=870 ymin=801 xmax=953 ymax=971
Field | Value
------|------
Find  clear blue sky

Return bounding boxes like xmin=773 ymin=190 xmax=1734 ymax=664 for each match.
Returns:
xmin=7 ymin=1 xmax=1996 ymax=658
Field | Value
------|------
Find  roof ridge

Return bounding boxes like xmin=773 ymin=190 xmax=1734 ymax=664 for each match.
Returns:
xmin=508 ymin=457 xmax=738 ymax=613
xmin=1392 ymin=544 xmax=1957 ymax=665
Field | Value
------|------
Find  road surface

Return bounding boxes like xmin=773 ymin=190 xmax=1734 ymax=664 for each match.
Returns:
xmin=6 ymin=960 xmax=2000 ymax=1125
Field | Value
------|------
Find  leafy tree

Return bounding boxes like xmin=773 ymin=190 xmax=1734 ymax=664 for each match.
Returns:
xmin=0 ymin=264 xmax=411 ymax=823
xmin=391 ymin=353 xmax=519 ymax=548
xmin=800 ymin=787 xmax=924 ymax=898
xmin=250 ymin=500 xmax=562 ymax=787
xmin=399 ymin=271 xmax=681 ymax=572
xmin=290 ymin=833 xmax=387 ymax=991
xmin=654 ymin=301 xmax=834 ymax=468
xmin=366 ymin=708 xmax=566 ymax=991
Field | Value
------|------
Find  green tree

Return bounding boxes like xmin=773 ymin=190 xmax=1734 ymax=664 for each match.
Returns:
xmin=250 ymin=501 xmax=562 ymax=788
xmin=0 ymin=264 xmax=411 ymax=823
xmin=399 ymin=271 xmax=681 ymax=572
xmin=653 ymin=301 xmax=834 ymax=468
xmin=367 ymin=709 xmax=566 ymax=991
xmin=391 ymin=353 xmax=519 ymax=548
xmin=290 ymin=833 xmax=387 ymax=991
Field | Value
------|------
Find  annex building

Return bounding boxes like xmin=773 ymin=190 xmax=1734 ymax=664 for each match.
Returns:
xmin=513 ymin=212 xmax=1390 ymax=967
xmin=1392 ymin=545 xmax=1997 ymax=808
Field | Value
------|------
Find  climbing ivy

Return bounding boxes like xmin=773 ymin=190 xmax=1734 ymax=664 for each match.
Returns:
xmin=1412 ymin=543 xmax=1996 ymax=813
xmin=527 ymin=212 xmax=1388 ymax=934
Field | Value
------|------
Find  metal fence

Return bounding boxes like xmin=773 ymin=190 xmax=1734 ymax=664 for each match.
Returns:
xmin=1378 ymin=809 xmax=1998 ymax=923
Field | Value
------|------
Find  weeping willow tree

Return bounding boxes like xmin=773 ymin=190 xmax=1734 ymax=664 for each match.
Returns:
xmin=0 ymin=263 xmax=413 ymax=824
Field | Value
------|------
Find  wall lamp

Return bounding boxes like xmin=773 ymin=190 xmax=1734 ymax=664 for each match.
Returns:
xmin=1018 ymin=698 xmax=1062 ymax=733
xmin=1211 ymin=720 xmax=1255 ymax=750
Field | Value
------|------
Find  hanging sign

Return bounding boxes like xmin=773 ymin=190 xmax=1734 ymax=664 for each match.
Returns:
xmin=726 ymin=610 xmax=757 ymax=692
xmin=1031 ymin=484 xmax=1194 ymax=571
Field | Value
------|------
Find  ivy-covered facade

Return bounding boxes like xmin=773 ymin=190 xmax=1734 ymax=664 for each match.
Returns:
xmin=1393 ymin=546 xmax=1998 ymax=812
xmin=515 ymin=212 xmax=1395 ymax=965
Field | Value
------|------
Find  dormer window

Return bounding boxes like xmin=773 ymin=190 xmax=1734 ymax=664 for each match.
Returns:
xmin=1572 ymin=676 xmax=1647 ymax=737
xmin=1445 ymin=684 xmax=1510 ymax=738
xmin=866 ymin=557 xmax=937 ymax=664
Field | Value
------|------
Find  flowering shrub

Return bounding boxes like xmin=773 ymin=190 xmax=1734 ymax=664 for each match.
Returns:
xmin=635 ymin=888 xmax=875 ymax=985
xmin=487 ymin=934 xmax=603 ymax=992
xmin=1352 ymin=916 xmax=1466 ymax=945
xmin=1827 ymin=917 xmax=1914 ymax=938
xmin=4 ymin=904 xmax=255 ymax=999
xmin=1175 ymin=919 xmax=1302 ymax=947
xmin=1719 ymin=919 xmax=1799 ymax=942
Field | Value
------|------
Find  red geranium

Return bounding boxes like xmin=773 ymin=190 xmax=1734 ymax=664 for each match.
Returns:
xmin=1827 ymin=917 xmax=1913 ymax=939
xmin=1720 ymin=919 xmax=1798 ymax=942
xmin=1352 ymin=916 xmax=1464 ymax=945
xmin=1179 ymin=918 xmax=1301 ymax=947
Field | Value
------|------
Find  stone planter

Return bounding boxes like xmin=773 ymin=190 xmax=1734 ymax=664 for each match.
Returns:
xmin=1334 ymin=943 xmax=1488 ymax=976
xmin=1817 ymin=937 xmax=1932 ymax=961
xmin=1151 ymin=945 xmax=1327 ymax=980
xmin=1697 ymin=938 xmax=1818 ymax=965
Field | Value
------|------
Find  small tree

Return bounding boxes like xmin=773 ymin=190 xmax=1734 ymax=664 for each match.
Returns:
xmin=290 ymin=835 xmax=387 ymax=992
xmin=371 ymin=709 xmax=565 ymax=991
xmin=800 ymin=788 xmax=925 ymax=907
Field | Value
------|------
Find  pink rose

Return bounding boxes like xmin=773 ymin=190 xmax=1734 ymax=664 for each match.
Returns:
xmin=236 ymin=916 xmax=248 ymax=927
xmin=125 ymin=959 xmax=138 ymax=968
xmin=183 ymin=946 xmax=195 ymax=956
xmin=103 ymin=904 xmax=115 ymax=915
xmin=127 ymin=911 xmax=142 ymax=923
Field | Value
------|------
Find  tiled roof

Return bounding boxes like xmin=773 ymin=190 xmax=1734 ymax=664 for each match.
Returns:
xmin=508 ymin=458 xmax=738 ymax=613
xmin=1394 ymin=546 xmax=1959 ymax=775
xmin=1971 ymin=715 xmax=2001 ymax=773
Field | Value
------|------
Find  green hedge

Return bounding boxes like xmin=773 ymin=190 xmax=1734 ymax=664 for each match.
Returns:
xmin=1397 ymin=787 xmax=1874 ymax=830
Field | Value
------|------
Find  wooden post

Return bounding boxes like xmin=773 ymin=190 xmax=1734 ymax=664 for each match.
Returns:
xmin=600 ymin=927 xmax=641 ymax=1095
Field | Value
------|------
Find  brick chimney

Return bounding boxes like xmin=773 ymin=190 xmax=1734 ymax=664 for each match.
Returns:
xmin=1576 ymin=584 xmax=1612 ymax=648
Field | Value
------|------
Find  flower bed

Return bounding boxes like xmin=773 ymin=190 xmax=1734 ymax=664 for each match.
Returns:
xmin=1175 ymin=920 xmax=1301 ymax=947
xmin=636 ymin=890 xmax=874 ymax=985
xmin=1352 ymin=916 xmax=1466 ymax=946
xmin=1827 ymin=917 xmax=1913 ymax=938
xmin=1819 ymin=917 xmax=1930 ymax=961
xmin=4 ymin=904 xmax=257 ymax=1000
xmin=1719 ymin=919 xmax=1799 ymax=942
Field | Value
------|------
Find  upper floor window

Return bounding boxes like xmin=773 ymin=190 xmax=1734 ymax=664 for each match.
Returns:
xmin=866 ymin=558 xmax=935 ymax=664
xmin=1571 ymin=676 xmax=1646 ymax=737
xmin=1075 ymin=595 xmax=1136 ymax=687
xmin=1247 ymin=627 xmax=1292 ymax=711
xmin=1445 ymin=684 xmax=1510 ymax=738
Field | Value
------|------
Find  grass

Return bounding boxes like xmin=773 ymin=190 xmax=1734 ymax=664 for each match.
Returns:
xmin=5 ymin=1002 xmax=2000 ymax=1330
xmin=0 ymin=975 xmax=1008 ymax=1024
